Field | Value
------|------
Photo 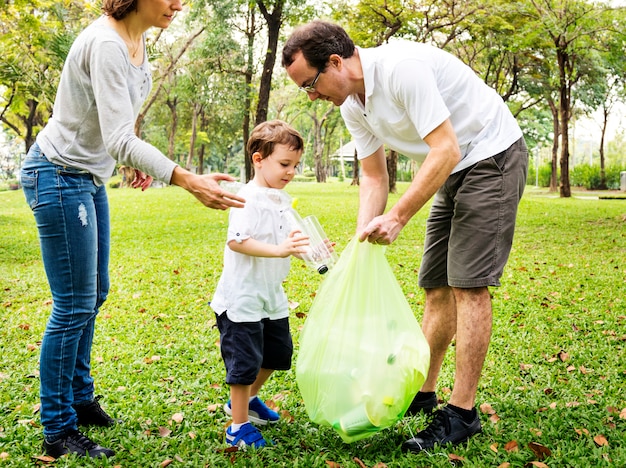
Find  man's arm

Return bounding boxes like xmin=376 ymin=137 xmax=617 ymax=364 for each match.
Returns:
xmin=357 ymin=145 xmax=389 ymax=232
xmin=358 ymin=119 xmax=461 ymax=243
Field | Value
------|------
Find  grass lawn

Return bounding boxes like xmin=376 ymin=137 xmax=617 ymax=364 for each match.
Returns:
xmin=1 ymin=182 xmax=625 ymax=467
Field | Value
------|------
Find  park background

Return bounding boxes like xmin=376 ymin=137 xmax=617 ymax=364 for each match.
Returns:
xmin=1 ymin=0 xmax=626 ymax=466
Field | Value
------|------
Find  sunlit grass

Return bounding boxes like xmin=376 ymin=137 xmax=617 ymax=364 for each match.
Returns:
xmin=1 ymin=183 xmax=625 ymax=467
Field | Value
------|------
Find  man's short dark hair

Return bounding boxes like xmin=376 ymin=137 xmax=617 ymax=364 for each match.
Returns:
xmin=282 ymin=21 xmax=355 ymax=72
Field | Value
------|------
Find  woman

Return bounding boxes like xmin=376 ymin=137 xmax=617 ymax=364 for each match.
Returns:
xmin=20 ymin=0 xmax=243 ymax=459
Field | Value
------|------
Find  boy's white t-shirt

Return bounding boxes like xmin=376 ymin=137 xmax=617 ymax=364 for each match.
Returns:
xmin=340 ymin=42 xmax=523 ymax=174
xmin=210 ymin=183 xmax=293 ymax=323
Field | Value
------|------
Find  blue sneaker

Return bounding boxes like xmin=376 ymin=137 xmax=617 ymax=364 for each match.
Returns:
xmin=223 ymin=396 xmax=280 ymax=425
xmin=225 ymin=423 xmax=267 ymax=449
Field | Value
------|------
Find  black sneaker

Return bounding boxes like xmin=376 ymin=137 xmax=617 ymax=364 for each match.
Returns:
xmin=43 ymin=429 xmax=115 ymax=459
xmin=402 ymin=405 xmax=482 ymax=453
xmin=73 ymin=395 xmax=119 ymax=427
xmin=405 ymin=392 xmax=438 ymax=416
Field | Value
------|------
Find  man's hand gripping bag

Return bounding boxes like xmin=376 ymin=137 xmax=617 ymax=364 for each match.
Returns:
xmin=296 ymin=237 xmax=430 ymax=443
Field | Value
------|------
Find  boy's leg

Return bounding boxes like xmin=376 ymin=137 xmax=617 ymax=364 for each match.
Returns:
xmin=250 ymin=368 xmax=274 ymax=397
xmin=230 ymin=384 xmax=252 ymax=425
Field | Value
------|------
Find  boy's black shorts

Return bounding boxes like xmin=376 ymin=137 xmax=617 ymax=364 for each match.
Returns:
xmin=216 ymin=312 xmax=293 ymax=386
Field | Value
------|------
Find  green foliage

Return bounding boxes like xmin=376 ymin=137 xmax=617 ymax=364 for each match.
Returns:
xmin=1 ymin=184 xmax=626 ymax=466
xmin=570 ymin=163 xmax=625 ymax=190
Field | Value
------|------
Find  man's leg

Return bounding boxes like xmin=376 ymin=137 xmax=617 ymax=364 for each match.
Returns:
xmin=419 ymin=286 xmax=457 ymax=393
xmin=448 ymin=286 xmax=492 ymax=410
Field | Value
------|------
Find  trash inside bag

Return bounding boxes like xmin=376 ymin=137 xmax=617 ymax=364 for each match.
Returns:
xmin=296 ymin=237 xmax=430 ymax=443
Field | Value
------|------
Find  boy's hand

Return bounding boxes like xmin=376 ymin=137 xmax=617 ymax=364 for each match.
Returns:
xmin=278 ymin=230 xmax=309 ymax=258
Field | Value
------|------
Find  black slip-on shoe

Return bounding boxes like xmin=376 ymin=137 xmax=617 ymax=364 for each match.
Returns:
xmin=402 ymin=405 xmax=482 ymax=453
xmin=43 ymin=429 xmax=115 ymax=459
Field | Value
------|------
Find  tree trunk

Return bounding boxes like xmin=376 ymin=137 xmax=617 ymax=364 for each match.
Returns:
xmin=548 ymin=98 xmax=559 ymax=192
xmin=21 ymin=99 xmax=40 ymax=154
xmin=166 ymin=97 xmax=178 ymax=160
xmin=387 ymin=149 xmax=397 ymax=193
xmin=556 ymin=45 xmax=571 ymax=198
xmin=351 ymin=149 xmax=359 ymax=186
xmin=254 ymin=0 xmax=284 ymax=126
xmin=186 ymin=103 xmax=201 ymax=171
xmin=243 ymin=4 xmax=256 ymax=182
xmin=598 ymin=104 xmax=608 ymax=190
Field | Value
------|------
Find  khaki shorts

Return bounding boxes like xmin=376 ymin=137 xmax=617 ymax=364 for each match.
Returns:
xmin=418 ymin=137 xmax=528 ymax=289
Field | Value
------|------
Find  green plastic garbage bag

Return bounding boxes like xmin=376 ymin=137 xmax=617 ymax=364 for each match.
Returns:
xmin=296 ymin=237 xmax=430 ymax=443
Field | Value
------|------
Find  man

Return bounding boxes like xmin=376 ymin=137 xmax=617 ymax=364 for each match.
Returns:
xmin=282 ymin=21 xmax=528 ymax=453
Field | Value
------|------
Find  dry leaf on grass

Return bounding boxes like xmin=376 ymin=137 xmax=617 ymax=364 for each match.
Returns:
xmin=158 ymin=426 xmax=172 ymax=437
xmin=353 ymin=457 xmax=367 ymax=468
xmin=448 ymin=453 xmax=465 ymax=465
xmin=504 ymin=440 xmax=519 ymax=452
xmin=594 ymin=434 xmax=609 ymax=447
xmin=528 ymin=441 xmax=552 ymax=460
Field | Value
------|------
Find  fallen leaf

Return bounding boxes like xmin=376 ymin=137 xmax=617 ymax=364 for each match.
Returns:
xmin=160 ymin=459 xmax=173 ymax=467
xmin=326 ymin=462 xmax=341 ymax=468
xmin=0 ymin=453 xmax=8 ymax=460
xmin=489 ymin=443 xmax=498 ymax=453
xmin=158 ymin=426 xmax=172 ymax=437
xmin=574 ymin=428 xmax=589 ymax=436
xmin=353 ymin=457 xmax=367 ymax=468
xmin=207 ymin=403 xmax=220 ymax=413
xmin=504 ymin=440 xmax=519 ymax=452
xmin=526 ymin=462 xmax=549 ymax=468
xmin=448 ymin=453 xmax=465 ymax=465
xmin=489 ymin=413 xmax=501 ymax=424
xmin=288 ymin=300 xmax=300 ymax=310
xmin=558 ymin=351 xmax=569 ymax=361
xmin=594 ymin=434 xmax=609 ymax=447
xmin=188 ymin=432 xmax=196 ymax=439
xmin=372 ymin=464 xmax=388 ymax=468
xmin=528 ymin=441 xmax=552 ymax=460
xmin=619 ymin=408 xmax=626 ymax=419
xmin=171 ymin=412 xmax=184 ymax=423
xmin=480 ymin=403 xmax=495 ymax=414
xmin=280 ymin=409 xmax=295 ymax=423
xmin=497 ymin=463 xmax=511 ymax=468
xmin=32 ymin=455 xmax=55 ymax=462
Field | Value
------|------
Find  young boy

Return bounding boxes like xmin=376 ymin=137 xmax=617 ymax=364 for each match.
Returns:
xmin=211 ymin=120 xmax=309 ymax=449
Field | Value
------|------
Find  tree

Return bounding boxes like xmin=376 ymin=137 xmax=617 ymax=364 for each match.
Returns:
xmin=522 ymin=0 xmax=617 ymax=197
xmin=0 ymin=0 xmax=93 ymax=153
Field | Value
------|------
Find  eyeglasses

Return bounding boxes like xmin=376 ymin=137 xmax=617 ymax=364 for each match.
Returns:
xmin=299 ymin=69 xmax=322 ymax=93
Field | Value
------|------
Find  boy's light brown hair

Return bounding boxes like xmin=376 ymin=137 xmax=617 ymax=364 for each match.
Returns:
xmin=247 ymin=120 xmax=304 ymax=160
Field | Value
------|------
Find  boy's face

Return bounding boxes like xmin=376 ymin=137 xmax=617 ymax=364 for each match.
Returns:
xmin=252 ymin=143 xmax=302 ymax=189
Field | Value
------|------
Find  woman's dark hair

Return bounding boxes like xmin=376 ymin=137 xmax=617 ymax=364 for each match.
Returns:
xmin=102 ymin=0 xmax=138 ymax=20
xmin=281 ymin=21 xmax=355 ymax=72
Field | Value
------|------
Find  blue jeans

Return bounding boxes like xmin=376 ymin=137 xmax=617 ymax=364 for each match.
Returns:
xmin=20 ymin=143 xmax=110 ymax=439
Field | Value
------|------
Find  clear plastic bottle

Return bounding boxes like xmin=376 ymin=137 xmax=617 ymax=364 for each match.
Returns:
xmin=284 ymin=210 xmax=337 ymax=274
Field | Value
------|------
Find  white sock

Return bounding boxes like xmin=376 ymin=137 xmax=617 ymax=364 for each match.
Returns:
xmin=249 ymin=395 xmax=257 ymax=402
xmin=230 ymin=421 xmax=249 ymax=432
